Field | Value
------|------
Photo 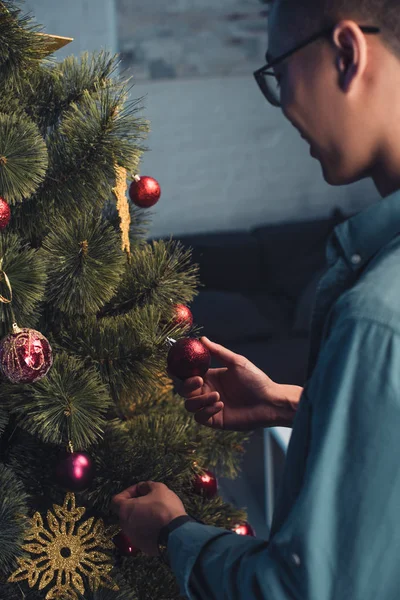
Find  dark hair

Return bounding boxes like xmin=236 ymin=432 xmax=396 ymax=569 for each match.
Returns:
xmin=267 ymin=0 xmax=400 ymax=57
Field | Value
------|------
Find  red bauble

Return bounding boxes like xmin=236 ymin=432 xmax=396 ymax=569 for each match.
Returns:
xmin=193 ymin=469 xmax=218 ymax=499
xmin=55 ymin=451 xmax=95 ymax=491
xmin=129 ymin=176 xmax=161 ymax=208
xmin=113 ymin=531 xmax=140 ymax=556
xmin=0 ymin=326 xmax=53 ymax=384
xmin=232 ymin=522 xmax=256 ymax=537
xmin=172 ymin=304 xmax=193 ymax=330
xmin=0 ymin=197 xmax=10 ymax=229
xmin=167 ymin=337 xmax=211 ymax=380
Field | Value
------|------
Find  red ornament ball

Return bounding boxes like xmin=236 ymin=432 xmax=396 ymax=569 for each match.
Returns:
xmin=193 ymin=469 xmax=218 ymax=499
xmin=232 ymin=522 xmax=256 ymax=537
xmin=55 ymin=451 xmax=95 ymax=492
xmin=172 ymin=304 xmax=193 ymax=330
xmin=167 ymin=337 xmax=211 ymax=380
xmin=0 ymin=326 xmax=53 ymax=384
xmin=0 ymin=197 xmax=10 ymax=229
xmin=129 ymin=176 xmax=161 ymax=208
xmin=113 ymin=531 xmax=141 ymax=556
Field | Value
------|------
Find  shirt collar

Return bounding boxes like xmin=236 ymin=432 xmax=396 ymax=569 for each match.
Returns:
xmin=328 ymin=188 xmax=400 ymax=270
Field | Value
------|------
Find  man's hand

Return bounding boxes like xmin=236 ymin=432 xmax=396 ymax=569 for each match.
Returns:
xmin=111 ymin=481 xmax=188 ymax=556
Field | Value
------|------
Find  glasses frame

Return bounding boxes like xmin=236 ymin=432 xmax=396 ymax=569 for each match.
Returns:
xmin=254 ymin=25 xmax=380 ymax=107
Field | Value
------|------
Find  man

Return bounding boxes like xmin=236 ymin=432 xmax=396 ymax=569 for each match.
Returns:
xmin=112 ymin=0 xmax=400 ymax=597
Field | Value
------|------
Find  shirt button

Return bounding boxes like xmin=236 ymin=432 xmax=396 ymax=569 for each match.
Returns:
xmin=291 ymin=553 xmax=301 ymax=566
xmin=351 ymin=253 xmax=362 ymax=265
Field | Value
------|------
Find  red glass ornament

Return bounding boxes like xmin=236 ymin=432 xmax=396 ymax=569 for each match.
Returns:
xmin=55 ymin=451 xmax=94 ymax=492
xmin=0 ymin=326 xmax=53 ymax=384
xmin=232 ymin=522 xmax=256 ymax=537
xmin=167 ymin=337 xmax=211 ymax=380
xmin=129 ymin=176 xmax=161 ymax=208
xmin=113 ymin=531 xmax=140 ymax=556
xmin=193 ymin=469 xmax=218 ymax=499
xmin=172 ymin=304 xmax=193 ymax=329
xmin=0 ymin=197 xmax=10 ymax=229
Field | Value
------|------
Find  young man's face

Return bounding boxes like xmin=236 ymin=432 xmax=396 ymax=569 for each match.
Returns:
xmin=267 ymin=3 xmax=379 ymax=187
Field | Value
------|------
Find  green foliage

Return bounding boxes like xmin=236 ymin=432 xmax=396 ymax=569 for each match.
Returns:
xmin=41 ymin=214 xmax=126 ymax=315
xmin=0 ymin=1 xmax=51 ymax=90
xmin=0 ymin=464 xmax=29 ymax=574
xmin=0 ymin=112 xmax=48 ymax=203
xmin=4 ymin=352 xmax=112 ymax=449
xmin=61 ymin=305 xmax=178 ymax=398
xmin=0 ymin=406 xmax=8 ymax=438
xmin=0 ymin=232 xmax=46 ymax=337
xmin=101 ymin=239 xmax=201 ymax=317
xmin=23 ymin=52 xmax=120 ymax=132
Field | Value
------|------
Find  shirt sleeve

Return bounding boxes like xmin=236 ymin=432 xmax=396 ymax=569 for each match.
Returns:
xmin=167 ymin=314 xmax=400 ymax=600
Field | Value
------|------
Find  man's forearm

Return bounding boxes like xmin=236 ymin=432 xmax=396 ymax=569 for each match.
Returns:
xmin=267 ymin=384 xmax=303 ymax=428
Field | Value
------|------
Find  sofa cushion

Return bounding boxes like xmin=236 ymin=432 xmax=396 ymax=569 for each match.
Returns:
xmin=168 ymin=232 xmax=264 ymax=292
xmin=251 ymin=209 xmax=346 ymax=300
xmin=190 ymin=290 xmax=291 ymax=343
xmin=227 ymin=337 xmax=311 ymax=386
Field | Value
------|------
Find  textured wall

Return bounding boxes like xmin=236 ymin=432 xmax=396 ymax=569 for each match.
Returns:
xmin=24 ymin=0 xmax=117 ymax=59
xmin=117 ymin=0 xmax=269 ymax=80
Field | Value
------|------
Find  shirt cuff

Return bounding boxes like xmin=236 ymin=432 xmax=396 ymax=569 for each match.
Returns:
xmin=167 ymin=520 xmax=235 ymax=598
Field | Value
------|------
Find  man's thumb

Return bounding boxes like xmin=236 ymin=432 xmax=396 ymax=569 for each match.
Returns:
xmin=200 ymin=336 xmax=238 ymax=365
xmin=137 ymin=481 xmax=152 ymax=496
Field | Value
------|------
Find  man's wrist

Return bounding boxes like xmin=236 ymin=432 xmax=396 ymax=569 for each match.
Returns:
xmin=264 ymin=384 xmax=303 ymax=428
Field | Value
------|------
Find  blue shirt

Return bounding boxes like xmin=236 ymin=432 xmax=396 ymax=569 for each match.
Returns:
xmin=167 ymin=188 xmax=400 ymax=600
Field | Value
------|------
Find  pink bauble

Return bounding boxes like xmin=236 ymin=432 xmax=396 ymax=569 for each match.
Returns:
xmin=0 ymin=327 xmax=53 ymax=383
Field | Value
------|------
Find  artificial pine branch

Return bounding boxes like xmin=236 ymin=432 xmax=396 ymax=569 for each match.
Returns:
xmin=99 ymin=239 xmax=201 ymax=318
xmin=0 ymin=464 xmax=29 ymax=574
xmin=3 ymin=352 xmax=112 ymax=449
xmin=0 ymin=231 xmax=46 ymax=337
xmin=41 ymin=213 xmax=126 ymax=315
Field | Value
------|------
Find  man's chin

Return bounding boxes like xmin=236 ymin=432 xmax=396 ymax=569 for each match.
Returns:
xmin=320 ymin=162 xmax=364 ymax=186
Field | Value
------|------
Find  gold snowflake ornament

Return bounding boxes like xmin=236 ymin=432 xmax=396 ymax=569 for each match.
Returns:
xmin=8 ymin=492 xmax=119 ymax=599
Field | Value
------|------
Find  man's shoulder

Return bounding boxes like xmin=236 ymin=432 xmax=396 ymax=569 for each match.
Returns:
xmin=335 ymin=235 xmax=400 ymax=335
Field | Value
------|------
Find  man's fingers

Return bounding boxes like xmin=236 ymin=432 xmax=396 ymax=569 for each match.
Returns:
xmin=111 ymin=481 xmax=153 ymax=515
xmin=174 ymin=376 xmax=204 ymax=398
xmin=194 ymin=402 xmax=224 ymax=426
xmin=184 ymin=392 xmax=220 ymax=413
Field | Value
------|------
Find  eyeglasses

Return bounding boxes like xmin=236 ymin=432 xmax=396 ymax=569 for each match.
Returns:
xmin=254 ymin=25 xmax=380 ymax=107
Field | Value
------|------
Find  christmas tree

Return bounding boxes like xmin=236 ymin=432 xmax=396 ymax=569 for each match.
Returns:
xmin=0 ymin=2 xmax=252 ymax=599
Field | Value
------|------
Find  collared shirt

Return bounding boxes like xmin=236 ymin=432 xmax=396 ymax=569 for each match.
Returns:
xmin=167 ymin=188 xmax=400 ymax=600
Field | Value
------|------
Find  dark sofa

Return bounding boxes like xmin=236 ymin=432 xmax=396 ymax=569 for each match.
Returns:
xmin=162 ymin=207 xmax=349 ymax=388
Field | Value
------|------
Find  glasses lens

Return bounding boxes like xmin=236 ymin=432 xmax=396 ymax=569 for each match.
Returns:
xmin=256 ymin=71 xmax=281 ymax=107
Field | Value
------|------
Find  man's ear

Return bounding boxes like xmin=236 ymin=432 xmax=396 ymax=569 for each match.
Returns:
xmin=333 ymin=21 xmax=368 ymax=93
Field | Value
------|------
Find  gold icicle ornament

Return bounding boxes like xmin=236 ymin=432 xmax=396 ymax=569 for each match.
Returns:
xmin=8 ymin=492 xmax=119 ymax=599
xmin=112 ymin=164 xmax=131 ymax=256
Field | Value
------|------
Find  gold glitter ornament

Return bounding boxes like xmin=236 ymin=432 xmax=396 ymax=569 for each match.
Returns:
xmin=112 ymin=164 xmax=131 ymax=256
xmin=8 ymin=492 xmax=119 ymax=600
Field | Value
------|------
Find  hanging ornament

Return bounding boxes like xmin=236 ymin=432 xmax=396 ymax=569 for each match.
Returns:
xmin=167 ymin=337 xmax=211 ymax=380
xmin=55 ymin=449 xmax=95 ymax=492
xmin=8 ymin=492 xmax=119 ymax=600
xmin=193 ymin=469 xmax=218 ymax=499
xmin=171 ymin=304 xmax=193 ymax=330
xmin=113 ymin=531 xmax=141 ymax=557
xmin=129 ymin=175 xmax=161 ymax=208
xmin=0 ymin=324 xmax=53 ymax=384
xmin=0 ymin=197 xmax=10 ymax=229
xmin=232 ymin=522 xmax=256 ymax=537
xmin=112 ymin=163 xmax=131 ymax=256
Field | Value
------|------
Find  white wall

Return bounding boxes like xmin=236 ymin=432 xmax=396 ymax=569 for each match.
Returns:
xmin=133 ymin=75 xmax=378 ymax=239
xmin=24 ymin=0 xmax=117 ymax=59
